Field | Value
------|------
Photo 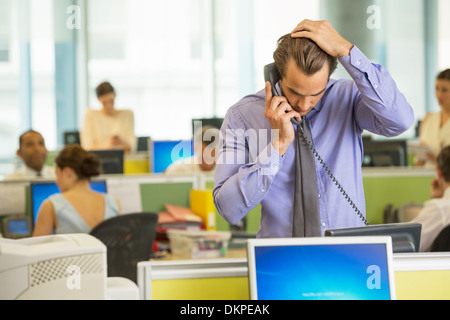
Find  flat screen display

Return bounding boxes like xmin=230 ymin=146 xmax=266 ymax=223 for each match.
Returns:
xmin=30 ymin=181 xmax=107 ymax=226
xmin=247 ymin=237 xmax=395 ymax=300
xmin=150 ymin=140 xmax=194 ymax=173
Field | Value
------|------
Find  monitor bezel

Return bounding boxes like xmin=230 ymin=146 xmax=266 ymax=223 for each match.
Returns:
xmin=30 ymin=179 xmax=107 ymax=227
xmin=89 ymin=149 xmax=125 ymax=174
xmin=246 ymin=236 xmax=396 ymax=301
xmin=149 ymin=139 xmax=194 ymax=173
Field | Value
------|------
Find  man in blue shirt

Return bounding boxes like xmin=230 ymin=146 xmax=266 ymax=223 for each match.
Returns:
xmin=213 ymin=20 xmax=414 ymax=238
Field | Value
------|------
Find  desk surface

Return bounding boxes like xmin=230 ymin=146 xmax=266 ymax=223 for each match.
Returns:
xmin=152 ymin=247 xmax=247 ymax=261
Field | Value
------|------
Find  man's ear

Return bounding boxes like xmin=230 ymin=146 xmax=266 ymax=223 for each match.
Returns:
xmin=16 ymin=148 xmax=22 ymax=159
xmin=436 ymin=166 xmax=443 ymax=179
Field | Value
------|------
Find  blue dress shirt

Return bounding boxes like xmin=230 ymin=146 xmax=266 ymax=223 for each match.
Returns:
xmin=213 ymin=46 xmax=414 ymax=238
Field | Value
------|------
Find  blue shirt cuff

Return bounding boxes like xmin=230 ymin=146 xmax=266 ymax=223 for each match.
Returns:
xmin=255 ymin=142 xmax=283 ymax=176
xmin=338 ymin=45 xmax=371 ymax=73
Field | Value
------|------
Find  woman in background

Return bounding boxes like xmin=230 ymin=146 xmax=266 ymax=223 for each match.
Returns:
xmin=417 ymin=69 xmax=450 ymax=167
xmin=32 ymin=145 xmax=121 ymax=236
xmin=81 ymin=81 xmax=136 ymax=154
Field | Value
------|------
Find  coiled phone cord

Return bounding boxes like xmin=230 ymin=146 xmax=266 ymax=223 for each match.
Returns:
xmin=297 ymin=117 xmax=370 ymax=226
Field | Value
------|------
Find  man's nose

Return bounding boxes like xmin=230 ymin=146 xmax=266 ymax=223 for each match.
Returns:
xmin=297 ymin=97 xmax=312 ymax=111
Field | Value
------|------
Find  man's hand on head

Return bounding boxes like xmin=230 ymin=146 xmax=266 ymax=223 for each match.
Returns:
xmin=290 ymin=20 xmax=354 ymax=58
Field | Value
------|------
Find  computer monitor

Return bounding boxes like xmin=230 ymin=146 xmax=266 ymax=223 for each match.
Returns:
xmin=247 ymin=236 xmax=396 ymax=300
xmin=362 ymin=139 xmax=408 ymax=167
xmin=1 ymin=215 xmax=31 ymax=239
xmin=137 ymin=137 xmax=150 ymax=152
xmin=64 ymin=131 xmax=80 ymax=145
xmin=191 ymin=117 xmax=224 ymax=135
xmin=89 ymin=149 xmax=124 ymax=174
xmin=325 ymin=222 xmax=422 ymax=253
xmin=30 ymin=180 xmax=107 ymax=227
xmin=149 ymin=140 xmax=194 ymax=173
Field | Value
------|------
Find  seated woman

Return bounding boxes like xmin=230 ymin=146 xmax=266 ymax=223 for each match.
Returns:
xmin=32 ymin=145 xmax=121 ymax=236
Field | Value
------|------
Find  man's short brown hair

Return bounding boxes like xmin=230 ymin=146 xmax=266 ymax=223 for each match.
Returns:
xmin=273 ymin=34 xmax=338 ymax=78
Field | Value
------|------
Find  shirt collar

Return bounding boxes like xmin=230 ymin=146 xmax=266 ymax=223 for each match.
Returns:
xmin=443 ymin=187 xmax=450 ymax=199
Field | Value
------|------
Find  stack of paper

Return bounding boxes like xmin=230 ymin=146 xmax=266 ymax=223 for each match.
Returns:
xmin=157 ymin=204 xmax=204 ymax=231
xmin=155 ymin=204 xmax=204 ymax=252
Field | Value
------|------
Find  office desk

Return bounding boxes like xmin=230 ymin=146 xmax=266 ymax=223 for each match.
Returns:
xmin=138 ymin=248 xmax=249 ymax=300
xmin=138 ymin=249 xmax=450 ymax=300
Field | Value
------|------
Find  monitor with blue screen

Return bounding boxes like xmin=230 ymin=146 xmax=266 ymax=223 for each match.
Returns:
xmin=30 ymin=180 xmax=107 ymax=226
xmin=150 ymin=140 xmax=194 ymax=173
xmin=247 ymin=236 xmax=396 ymax=300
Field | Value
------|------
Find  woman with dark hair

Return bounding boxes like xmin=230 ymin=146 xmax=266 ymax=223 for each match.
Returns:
xmin=32 ymin=145 xmax=121 ymax=236
xmin=80 ymin=81 xmax=136 ymax=154
xmin=417 ymin=69 xmax=450 ymax=167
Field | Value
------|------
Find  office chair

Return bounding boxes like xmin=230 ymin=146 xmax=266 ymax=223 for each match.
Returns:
xmin=90 ymin=212 xmax=159 ymax=283
xmin=430 ymin=224 xmax=450 ymax=252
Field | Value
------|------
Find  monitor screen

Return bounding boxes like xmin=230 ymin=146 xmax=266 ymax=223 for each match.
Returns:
xmin=89 ymin=149 xmax=124 ymax=174
xmin=247 ymin=237 xmax=396 ymax=300
xmin=64 ymin=131 xmax=80 ymax=145
xmin=8 ymin=219 xmax=29 ymax=235
xmin=150 ymin=140 xmax=194 ymax=173
xmin=30 ymin=180 xmax=107 ymax=226
xmin=191 ymin=118 xmax=224 ymax=135
xmin=325 ymin=222 xmax=422 ymax=253
xmin=362 ymin=139 xmax=408 ymax=167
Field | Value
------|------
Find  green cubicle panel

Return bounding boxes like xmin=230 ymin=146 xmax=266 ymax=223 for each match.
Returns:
xmin=140 ymin=182 xmax=194 ymax=213
xmin=205 ymin=168 xmax=435 ymax=230
xmin=363 ymin=174 xmax=433 ymax=225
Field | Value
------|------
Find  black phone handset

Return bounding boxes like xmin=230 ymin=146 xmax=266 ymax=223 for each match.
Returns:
xmin=264 ymin=63 xmax=369 ymax=226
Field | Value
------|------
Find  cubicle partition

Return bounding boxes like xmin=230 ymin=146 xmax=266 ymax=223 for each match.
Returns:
xmin=201 ymin=167 xmax=435 ymax=230
xmin=137 ymin=252 xmax=450 ymax=300
xmin=0 ymin=167 xmax=437 ymax=236
xmin=137 ymin=258 xmax=249 ymax=300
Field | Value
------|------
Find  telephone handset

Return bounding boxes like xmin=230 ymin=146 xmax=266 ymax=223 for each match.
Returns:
xmin=264 ymin=63 xmax=369 ymax=226
xmin=264 ymin=63 xmax=302 ymax=126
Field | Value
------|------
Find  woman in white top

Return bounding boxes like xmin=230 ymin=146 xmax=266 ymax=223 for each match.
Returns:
xmin=417 ymin=69 xmax=450 ymax=167
xmin=81 ymin=82 xmax=136 ymax=154
xmin=32 ymin=145 xmax=121 ymax=236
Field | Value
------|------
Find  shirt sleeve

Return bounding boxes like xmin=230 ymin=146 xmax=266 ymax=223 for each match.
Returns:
xmin=213 ymin=108 xmax=283 ymax=225
xmin=339 ymin=46 xmax=415 ymax=137
xmin=411 ymin=201 xmax=445 ymax=251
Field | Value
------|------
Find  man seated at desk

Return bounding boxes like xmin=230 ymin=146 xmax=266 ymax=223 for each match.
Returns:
xmin=165 ymin=126 xmax=220 ymax=175
xmin=4 ymin=130 xmax=55 ymax=180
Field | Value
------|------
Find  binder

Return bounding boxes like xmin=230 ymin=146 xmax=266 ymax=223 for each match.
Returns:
xmin=190 ymin=189 xmax=217 ymax=231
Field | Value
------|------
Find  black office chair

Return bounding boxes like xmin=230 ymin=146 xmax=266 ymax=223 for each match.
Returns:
xmin=430 ymin=224 xmax=450 ymax=252
xmin=90 ymin=212 xmax=159 ymax=283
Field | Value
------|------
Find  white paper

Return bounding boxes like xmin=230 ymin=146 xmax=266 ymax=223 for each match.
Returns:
xmin=0 ymin=182 xmax=28 ymax=215
xmin=409 ymin=144 xmax=435 ymax=161
xmin=106 ymin=179 xmax=143 ymax=214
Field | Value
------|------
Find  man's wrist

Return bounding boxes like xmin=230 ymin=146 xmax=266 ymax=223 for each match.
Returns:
xmin=337 ymin=42 xmax=354 ymax=58
xmin=272 ymin=138 xmax=289 ymax=156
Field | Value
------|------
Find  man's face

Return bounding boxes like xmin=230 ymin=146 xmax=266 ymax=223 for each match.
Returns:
xmin=18 ymin=132 xmax=47 ymax=172
xmin=281 ymin=57 xmax=329 ymax=117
